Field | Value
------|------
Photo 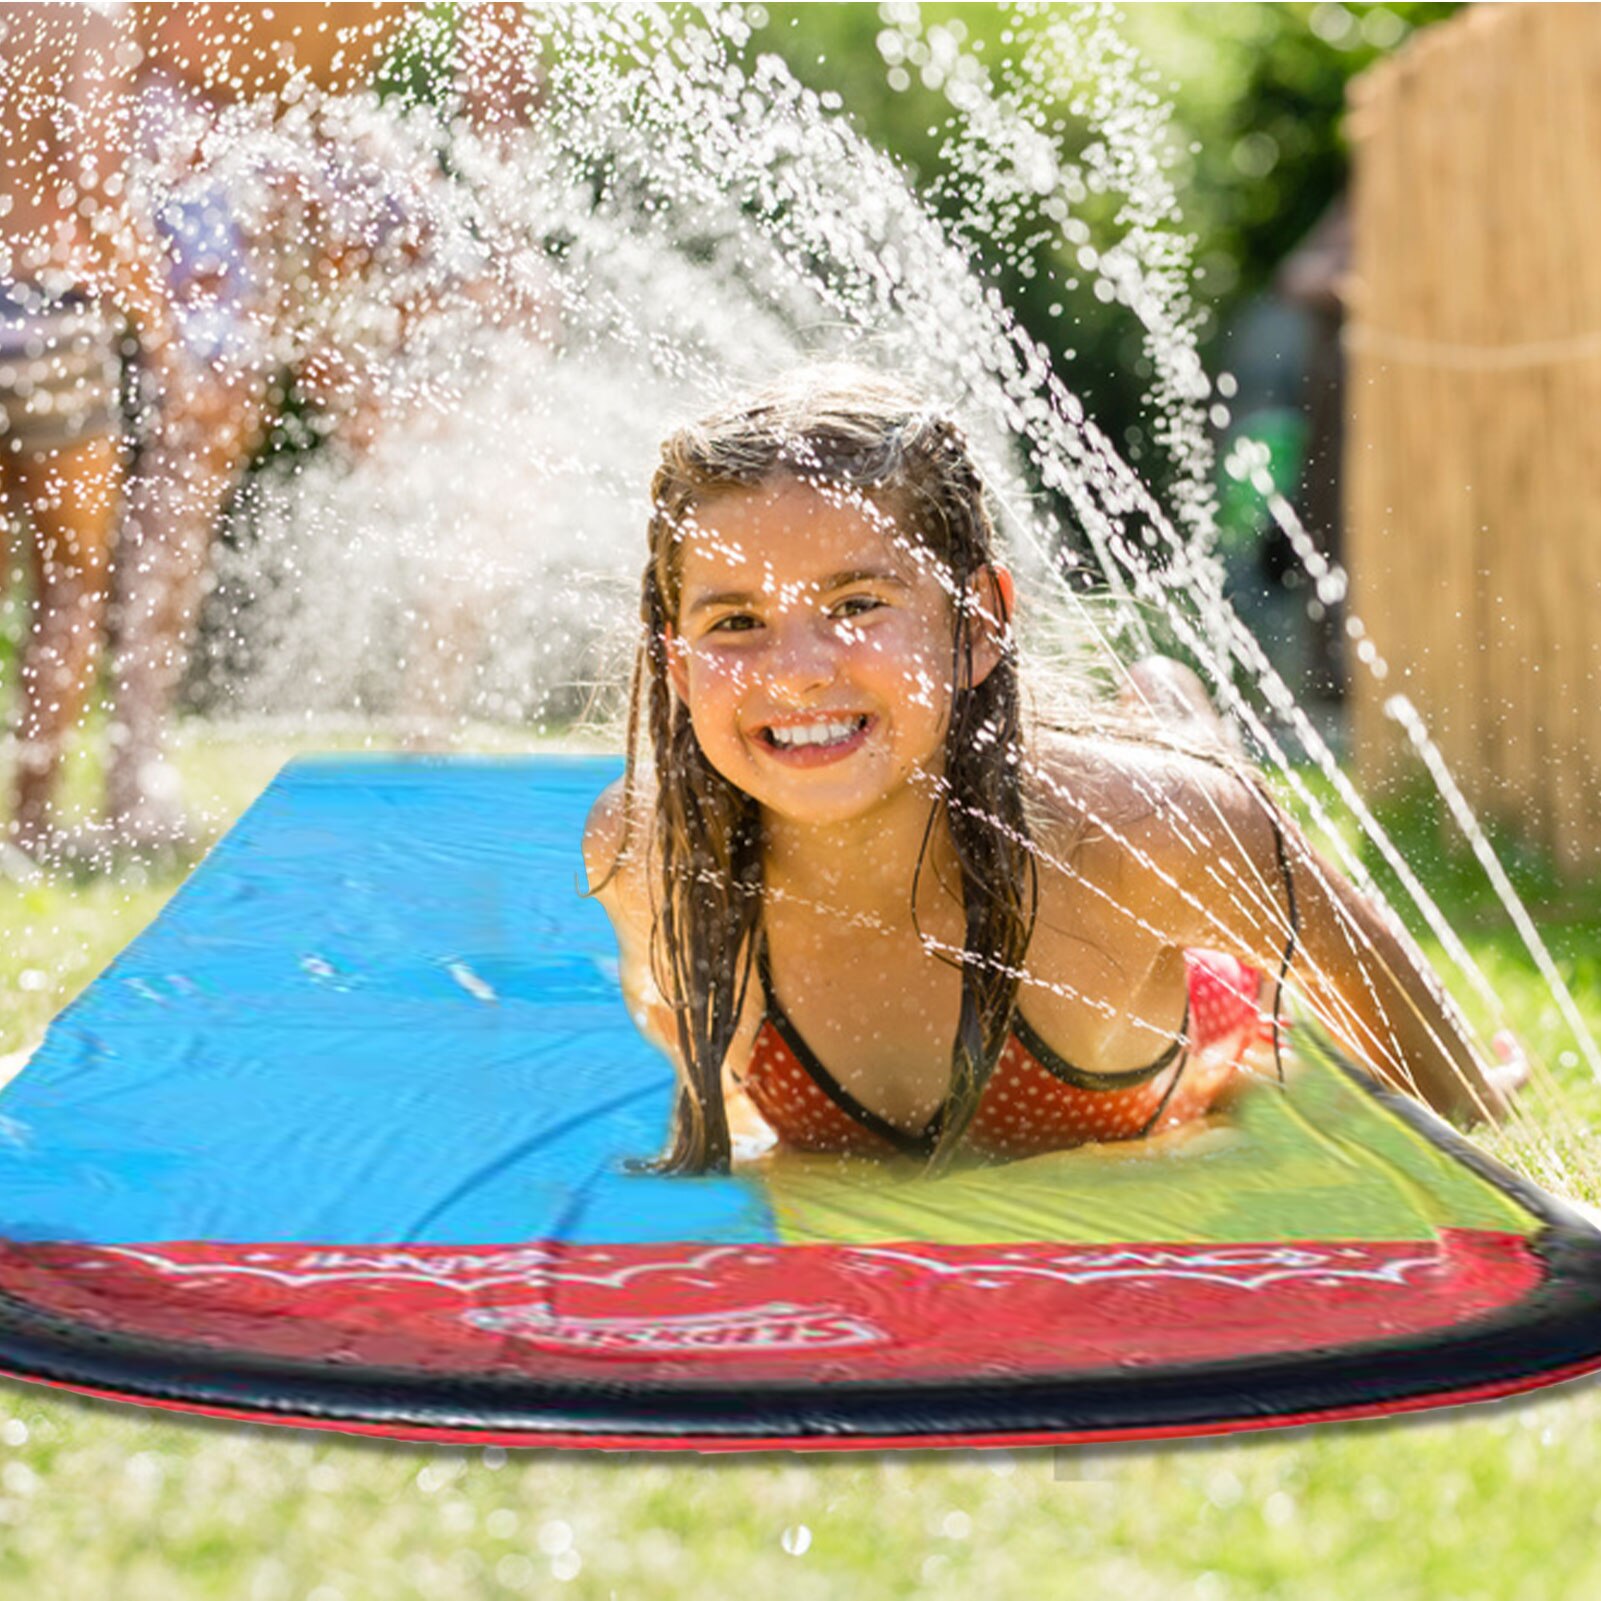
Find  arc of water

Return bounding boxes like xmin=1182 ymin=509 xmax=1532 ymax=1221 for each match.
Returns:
xmin=1385 ymin=694 xmax=1601 ymax=1086
xmin=978 ymin=342 xmax=1585 ymax=1171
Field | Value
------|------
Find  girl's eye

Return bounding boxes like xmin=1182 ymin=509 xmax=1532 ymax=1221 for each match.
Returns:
xmin=707 ymin=613 xmax=759 ymax=634
xmin=832 ymin=595 xmax=884 ymax=620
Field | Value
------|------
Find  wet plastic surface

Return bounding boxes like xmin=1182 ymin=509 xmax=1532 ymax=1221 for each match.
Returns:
xmin=0 ymin=757 xmax=1597 ymax=1447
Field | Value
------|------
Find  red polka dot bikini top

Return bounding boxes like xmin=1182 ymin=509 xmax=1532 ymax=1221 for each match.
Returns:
xmin=740 ymin=787 xmax=1294 ymax=1160
xmin=741 ymin=934 xmax=1260 ymax=1161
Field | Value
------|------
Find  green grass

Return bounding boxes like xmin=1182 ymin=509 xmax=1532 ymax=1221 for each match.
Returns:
xmin=3 ymin=1393 xmax=1601 ymax=1597
xmin=1 ymin=724 xmax=1599 ymax=1598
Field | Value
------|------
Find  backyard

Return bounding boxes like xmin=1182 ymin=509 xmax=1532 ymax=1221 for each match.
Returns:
xmin=3 ymin=3 xmax=1600 ymax=1593
xmin=1 ymin=728 xmax=1598 ymax=1598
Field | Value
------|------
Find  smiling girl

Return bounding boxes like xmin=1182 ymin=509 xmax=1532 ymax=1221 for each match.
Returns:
xmin=584 ymin=368 xmax=1514 ymax=1174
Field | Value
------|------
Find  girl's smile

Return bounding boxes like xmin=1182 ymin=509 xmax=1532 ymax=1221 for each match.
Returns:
xmin=755 ymin=712 xmax=876 ymax=764
xmin=665 ymin=476 xmax=1007 ymax=829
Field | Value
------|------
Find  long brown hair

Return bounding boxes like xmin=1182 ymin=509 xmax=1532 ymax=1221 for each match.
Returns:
xmin=595 ymin=367 xmax=1039 ymax=1174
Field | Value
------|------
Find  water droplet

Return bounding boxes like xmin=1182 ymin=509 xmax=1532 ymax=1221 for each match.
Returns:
xmin=538 ymin=1518 xmax=574 ymax=1555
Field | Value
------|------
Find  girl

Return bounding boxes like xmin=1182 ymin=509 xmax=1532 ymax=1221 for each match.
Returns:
xmin=584 ymin=368 xmax=1514 ymax=1175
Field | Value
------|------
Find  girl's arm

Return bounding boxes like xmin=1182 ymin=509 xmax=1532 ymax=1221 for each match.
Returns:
xmin=1150 ymin=762 xmax=1509 ymax=1125
xmin=582 ymin=782 xmax=768 ymax=1135
xmin=582 ymin=780 xmax=679 ymax=1056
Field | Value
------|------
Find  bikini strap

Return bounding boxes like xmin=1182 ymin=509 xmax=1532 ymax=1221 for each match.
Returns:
xmin=732 ymin=913 xmax=761 ymax=1027
xmin=1011 ymin=1003 xmax=1188 ymax=1090
xmin=1251 ymin=778 xmax=1301 ymax=1086
xmin=754 ymin=922 xmax=775 ymax=1018
xmin=754 ymin=925 xmax=939 ymax=1157
xmin=1133 ymin=997 xmax=1192 ymax=1139
xmin=1133 ymin=778 xmax=1299 ymax=1136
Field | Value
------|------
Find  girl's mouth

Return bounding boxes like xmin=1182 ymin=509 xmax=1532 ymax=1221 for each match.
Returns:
xmin=756 ymin=714 xmax=873 ymax=766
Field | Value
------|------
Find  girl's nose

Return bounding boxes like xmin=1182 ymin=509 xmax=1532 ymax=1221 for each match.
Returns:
xmin=764 ymin=616 xmax=838 ymax=699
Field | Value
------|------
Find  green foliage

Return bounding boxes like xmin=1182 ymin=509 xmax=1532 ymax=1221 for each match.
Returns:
xmin=373 ymin=3 xmax=460 ymax=108
xmin=1123 ymin=3 xmax=1463 ymax=307
xmin=1216 ymin=407 xmax=1308 ymax=558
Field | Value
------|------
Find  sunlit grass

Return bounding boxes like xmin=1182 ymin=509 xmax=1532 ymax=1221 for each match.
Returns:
xmin=3 ymin=1393 xmax=1601 ymax=1597
xmin=1 ymin=720 xmax=1598 ymax=1597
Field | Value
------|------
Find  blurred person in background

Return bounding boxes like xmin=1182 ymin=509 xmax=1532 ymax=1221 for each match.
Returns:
xmin=107 ymin=2 xmax=416 ymax=853
xmin=110 ymin=2 xmax=545 ymax=845
xmin=0 ymin=4 xmax=180 ymax=866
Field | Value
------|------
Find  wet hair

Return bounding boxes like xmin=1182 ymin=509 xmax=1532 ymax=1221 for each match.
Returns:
xmin=596 ymin=366 xmax=1039 ymax=1174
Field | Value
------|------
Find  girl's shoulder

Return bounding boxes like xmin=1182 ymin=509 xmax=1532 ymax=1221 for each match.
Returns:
xmin=582 ymin=773 xmax=655 ymax=915
xmin=1022 ymin=726 xmax=1245 ymax=880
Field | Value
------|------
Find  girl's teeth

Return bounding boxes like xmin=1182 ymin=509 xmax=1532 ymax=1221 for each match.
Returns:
xmin=769 ymin=717 xmax=864 ymax=747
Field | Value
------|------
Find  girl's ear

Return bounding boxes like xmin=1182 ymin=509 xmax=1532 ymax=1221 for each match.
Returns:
xmin=967 ymin=564 xmax=1015 ymax=688
xmin=662 ymin=624 xmax=691 ymax=705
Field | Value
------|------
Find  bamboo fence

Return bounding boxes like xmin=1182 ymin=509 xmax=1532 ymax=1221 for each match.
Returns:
xmin=1344 ymin=3 xmax=1601 ymax=875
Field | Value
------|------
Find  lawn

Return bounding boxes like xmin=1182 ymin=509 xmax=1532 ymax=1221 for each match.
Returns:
xmin=1 ymin=725 xmax=1598 ymax=1599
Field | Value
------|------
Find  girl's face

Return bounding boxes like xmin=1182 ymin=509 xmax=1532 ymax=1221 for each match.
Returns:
xmin=664 ymin=476 xmax=1010 ymax=828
